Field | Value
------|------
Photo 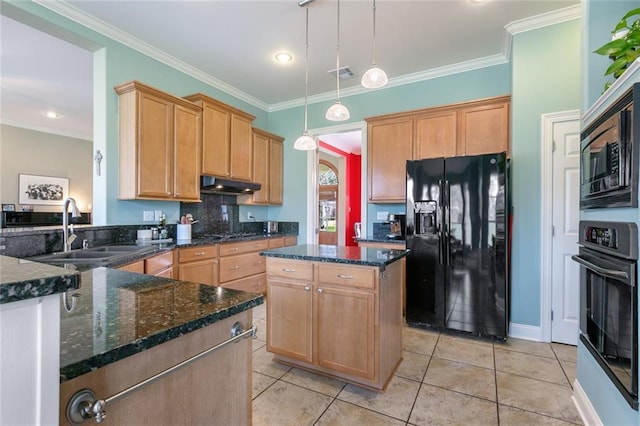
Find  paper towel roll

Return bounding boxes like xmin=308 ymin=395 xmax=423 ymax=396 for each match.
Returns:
xmin=177 ymin=224 xmax=192 ymax=241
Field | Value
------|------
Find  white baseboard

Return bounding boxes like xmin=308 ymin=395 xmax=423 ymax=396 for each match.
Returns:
xmin=573 ymin=379 xmax=602 ymax=426
xmin=509 ymin=322 xmax=544 ymax=342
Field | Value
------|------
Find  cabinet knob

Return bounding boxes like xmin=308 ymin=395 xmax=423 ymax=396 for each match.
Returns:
xmin=304 ymin=286 xmax=310 ymax=291
xmin=317 ymin=288 xmax=323 ymax=294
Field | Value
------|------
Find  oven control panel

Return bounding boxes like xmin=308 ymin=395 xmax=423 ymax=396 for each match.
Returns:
xmin=584 ymin=225 xmax=617 ymax=249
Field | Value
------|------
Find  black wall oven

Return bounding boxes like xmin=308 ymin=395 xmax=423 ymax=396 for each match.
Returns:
xmin=580 ymin=83 xmax=639 ymax=209
xmin=573 ymin=220 xmax=638 ymax=409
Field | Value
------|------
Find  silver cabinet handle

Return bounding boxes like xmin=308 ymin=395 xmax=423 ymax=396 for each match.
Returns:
xmin=194 ymin=252 xmax=206 ymax=256
xmin=282 ymin=268 xmax=296 ymax=272
xmin=317 ymin=288 xmax=323 ymax=293
xmin=230 ymin=247 xmax=239 ymax=251
xmin=229 ymin=265 xmax=240 ymax=270
xmin=304 ymin=286 xmax=311 ymax=291
xmin=337 ymin=274 xmax=353 ymax=280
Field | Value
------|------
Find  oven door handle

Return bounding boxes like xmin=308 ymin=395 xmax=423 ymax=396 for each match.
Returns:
xmin=571 ymin=254 xmax=629 ymax=280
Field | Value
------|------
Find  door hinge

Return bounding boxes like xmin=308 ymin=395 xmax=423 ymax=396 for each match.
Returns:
xmin=551 ymin=226 xmax=555 ymax=237
xmin=552 ymin=141 xmax=556 ymax=152
xmin=551 ymin=310 xmax=554 ymax=321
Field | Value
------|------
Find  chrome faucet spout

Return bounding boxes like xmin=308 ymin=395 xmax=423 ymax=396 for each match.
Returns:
xmin=63 ymin=197 xmax=81 ymax=252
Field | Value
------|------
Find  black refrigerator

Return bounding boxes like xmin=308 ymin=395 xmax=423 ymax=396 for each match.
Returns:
xmin=405 ymin=152 xmax=509 ymax=340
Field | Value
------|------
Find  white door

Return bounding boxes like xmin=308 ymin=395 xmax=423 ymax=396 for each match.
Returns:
xmin=551 ymin=118 xmax=581 ymax=345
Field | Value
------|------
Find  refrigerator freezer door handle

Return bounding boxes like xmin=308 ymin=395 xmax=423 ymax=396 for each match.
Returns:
xmin=438 ymin=180 xmax=444 ymax=265
xmin=444 ymin=180 xmax=451 ymax=266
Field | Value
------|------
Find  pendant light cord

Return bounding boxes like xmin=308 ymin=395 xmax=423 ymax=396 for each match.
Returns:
xmin=335 ymin=0 xmax=341 ymax=102
xmin=372 ymin=0 xmax=377 ymax=65
xmin=303 ymin=6 xmax=309 ymax=132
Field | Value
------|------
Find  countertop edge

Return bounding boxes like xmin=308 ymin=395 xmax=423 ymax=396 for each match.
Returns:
xmin=60 ymin=294 xmax=264 ymax=382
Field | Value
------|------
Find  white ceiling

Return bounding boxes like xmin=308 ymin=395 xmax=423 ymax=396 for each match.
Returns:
xmin=0 ymin=0 xmax=579 ymax=147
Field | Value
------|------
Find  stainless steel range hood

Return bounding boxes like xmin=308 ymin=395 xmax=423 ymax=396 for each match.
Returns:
xmin=200 ymin=176 xmax=261 ymax=195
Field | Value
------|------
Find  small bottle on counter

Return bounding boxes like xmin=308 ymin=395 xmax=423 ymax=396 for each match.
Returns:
xmin=159 ymin=214 xmax=168 ymax=239
xmin=151 ymin=227 xmax=159 ymax=240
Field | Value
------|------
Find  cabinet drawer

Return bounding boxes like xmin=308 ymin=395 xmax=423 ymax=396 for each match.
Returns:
xmin=145 ymin=251 xmax=175 ymax=275
xmin=268 ymin=237 xmax=284 ymax=248
xmin=118 ymin=260 xmax=145 ymax=273
xmin=267 ymin=258 xmax=314 ymax=281
xmin=219 ymin=252 xmax=265 ymax=283
xmin=221 ymin=273 xmax=266 ymax=294
xmin=178 ymin=245 xmax=218 ymax=263
xmin=220 ymin=239 xmax=268 ymax=256
xmin=318 ymin=264 xmax=376 ymax=289
xmin=284 ymin=236 xmax=297 ymax=247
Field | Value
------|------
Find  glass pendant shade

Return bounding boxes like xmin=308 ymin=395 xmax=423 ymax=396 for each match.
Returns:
xmin=326 ymin=101 xmax=350 ymax=121
xmin=361 ymin=66 xmax=388 ymax=89
xmin=294 ymin=132 xmax=316 ymax=150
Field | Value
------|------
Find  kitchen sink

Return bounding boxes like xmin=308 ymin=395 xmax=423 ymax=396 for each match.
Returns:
xmin=29 ymin=245 xmax=156 ymax=264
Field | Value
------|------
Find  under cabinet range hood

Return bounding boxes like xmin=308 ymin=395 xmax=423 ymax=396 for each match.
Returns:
xmin=200 ymin=176 xmax=261 ymax=195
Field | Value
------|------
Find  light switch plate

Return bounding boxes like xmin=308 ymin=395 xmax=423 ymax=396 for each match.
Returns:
xmin=143 ymin=211 xmax=154 ymax=221
xmin=376 ymin=211 xmax=389 ymax=220
xmin=154 ymin=210 xmax=163 ymax=221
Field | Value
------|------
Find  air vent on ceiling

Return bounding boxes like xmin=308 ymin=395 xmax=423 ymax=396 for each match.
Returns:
xmin=328 ymin=66 xmax=355 ymax=80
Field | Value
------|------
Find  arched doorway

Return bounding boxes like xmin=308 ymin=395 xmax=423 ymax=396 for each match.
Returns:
xmin=318 ymin=160 xmax=338 ymax=245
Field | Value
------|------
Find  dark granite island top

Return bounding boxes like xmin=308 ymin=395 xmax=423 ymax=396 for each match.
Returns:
xmin=259 ymin=244 xmax=408 ymax=270
xmin=60 ymin=267 xmax=263 ymax=382
xmin=0 ymin=255 xmax=80 ymax=304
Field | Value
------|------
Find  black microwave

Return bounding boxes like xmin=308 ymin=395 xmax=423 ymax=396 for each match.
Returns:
xmin=580 ymin=83 xmax=639 ymax=209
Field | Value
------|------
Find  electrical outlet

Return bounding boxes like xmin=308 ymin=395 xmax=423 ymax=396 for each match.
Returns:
xmin=247 ymin=211 xmax=253 ymax=220
xmin=376 ymin=211 xmax=389 ymax=220
xmin=154 ymin=210 xmax=163 ymax=221
xmin=143 ymin=211 xmax=154 ymax=221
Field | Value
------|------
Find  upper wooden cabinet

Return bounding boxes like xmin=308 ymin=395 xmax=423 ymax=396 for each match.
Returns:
xmin=183 ymin=93 xmax=255 ymax=181
xmin=115 ymin=81 xmax=202 ymax=202
xmin=367 ymin=116 xmax=413 ymax=203
xmin=239 ymin=128 xmax=284 ymax=205
xmin=366 ymin=95 xmax=510 ymax=203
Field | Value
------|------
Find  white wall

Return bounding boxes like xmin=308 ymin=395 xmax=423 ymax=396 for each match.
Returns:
xmin=0 ymin=124 xmax=93 ymax=212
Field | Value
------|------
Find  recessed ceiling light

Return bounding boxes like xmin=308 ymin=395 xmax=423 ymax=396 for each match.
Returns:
xmin=43 ymin=111 xmax=60 ymax=119
xmin=274 ymin=51 xmax=293 ymax=64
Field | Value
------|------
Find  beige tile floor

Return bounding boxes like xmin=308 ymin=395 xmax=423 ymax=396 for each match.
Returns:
xmin=250 ymin=303 xmax=582 ymax=425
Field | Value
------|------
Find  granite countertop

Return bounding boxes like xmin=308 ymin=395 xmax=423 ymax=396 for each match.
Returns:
xmin=60 ymin=267 xmax=263 ymax=382
xmin=259 ymin=244 xmax=409 ymax=270
xmin=0 ymin=255 xmax=80 ymax=304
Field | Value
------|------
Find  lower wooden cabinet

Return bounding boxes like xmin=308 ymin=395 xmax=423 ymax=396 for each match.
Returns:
xmin=145 ymin=251 xmax=175 ymax=278
xmin=219 ymin=239 xmax=268 ymax=294
xmin=266 ymin=257 xmax=402 ymax=390
xmin=177 ymin=245 xmax=218 ymax=285
xmin=60 ymin=311 xmax=252 ymax=425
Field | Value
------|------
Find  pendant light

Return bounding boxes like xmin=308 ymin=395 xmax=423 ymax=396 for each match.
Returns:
xmin=361 ymin=0 xmax=388 ymax=89
xmin=326 ymin=0 xmax=350 ymax=121
xmin=294 ymin=2 xmax=316 ymax=150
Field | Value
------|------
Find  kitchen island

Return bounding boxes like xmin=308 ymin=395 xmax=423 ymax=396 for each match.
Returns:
xmin=260 ymin=244 xmax=408 ymax=391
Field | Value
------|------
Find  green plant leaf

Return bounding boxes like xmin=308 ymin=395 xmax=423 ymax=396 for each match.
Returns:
xmin=614 ymin=20 xmax=629 ymax=33
xmin=621 ymin=8 xmax=640 ymax=22
xmin=605 ymin=57 xmax=628 ymax=76
xmin=626 ymin=49 xmax=640 ymax=62
xmin=594 ymin=39 xmax=628 ymax=56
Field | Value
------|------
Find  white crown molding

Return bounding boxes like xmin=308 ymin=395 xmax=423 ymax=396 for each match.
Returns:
xmin=34 ymin=1 xmax=581 ymax=115
xmin=505 ymin=4 xmax=580 ymax=35
xmin=33 ymin=0 xmax=270 ymax=112
xmin=1 ymin=119 xmax=92 ymax=141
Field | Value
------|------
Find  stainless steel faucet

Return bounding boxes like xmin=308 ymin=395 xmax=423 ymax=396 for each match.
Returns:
xmin=63 ymin=197 xmax=81 ymax=252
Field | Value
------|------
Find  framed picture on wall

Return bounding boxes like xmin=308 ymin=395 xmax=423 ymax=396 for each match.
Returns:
xmin=18 ymin=174 xmax=69 ymax=206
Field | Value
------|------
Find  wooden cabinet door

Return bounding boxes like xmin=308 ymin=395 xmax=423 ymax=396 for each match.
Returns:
xmin=367 ymin=117 xmax=413 ymax=202
xmin=201 ymin=101 xmax=230 ymax=177
xmin=251 ymin=131 xmax=270 ymax=204
xmin=316 ymin=285 xmax=375 ymax=379
xmin=173 ymin=103 xmax=201 ymax=201
xmin=137 ymin=91 xmax=173 ymax=198
xmin=458 ymin=98 xmax=510 ymax=156
xmin=178 ymin=259 xmax=218 ymax=286
xmin=414 ymin=110 xmax=457 ymax=159
xmin=230 ymin=114 xmax=253 ymax=181
xmin=267 ymin=279 xmax=313 ymax=362
xmin=269 ymin=138 xmax=284 ymax=204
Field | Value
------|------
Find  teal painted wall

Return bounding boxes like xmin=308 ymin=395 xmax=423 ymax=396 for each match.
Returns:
xmin=510 ymin=20 xmax=581 ymax=326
